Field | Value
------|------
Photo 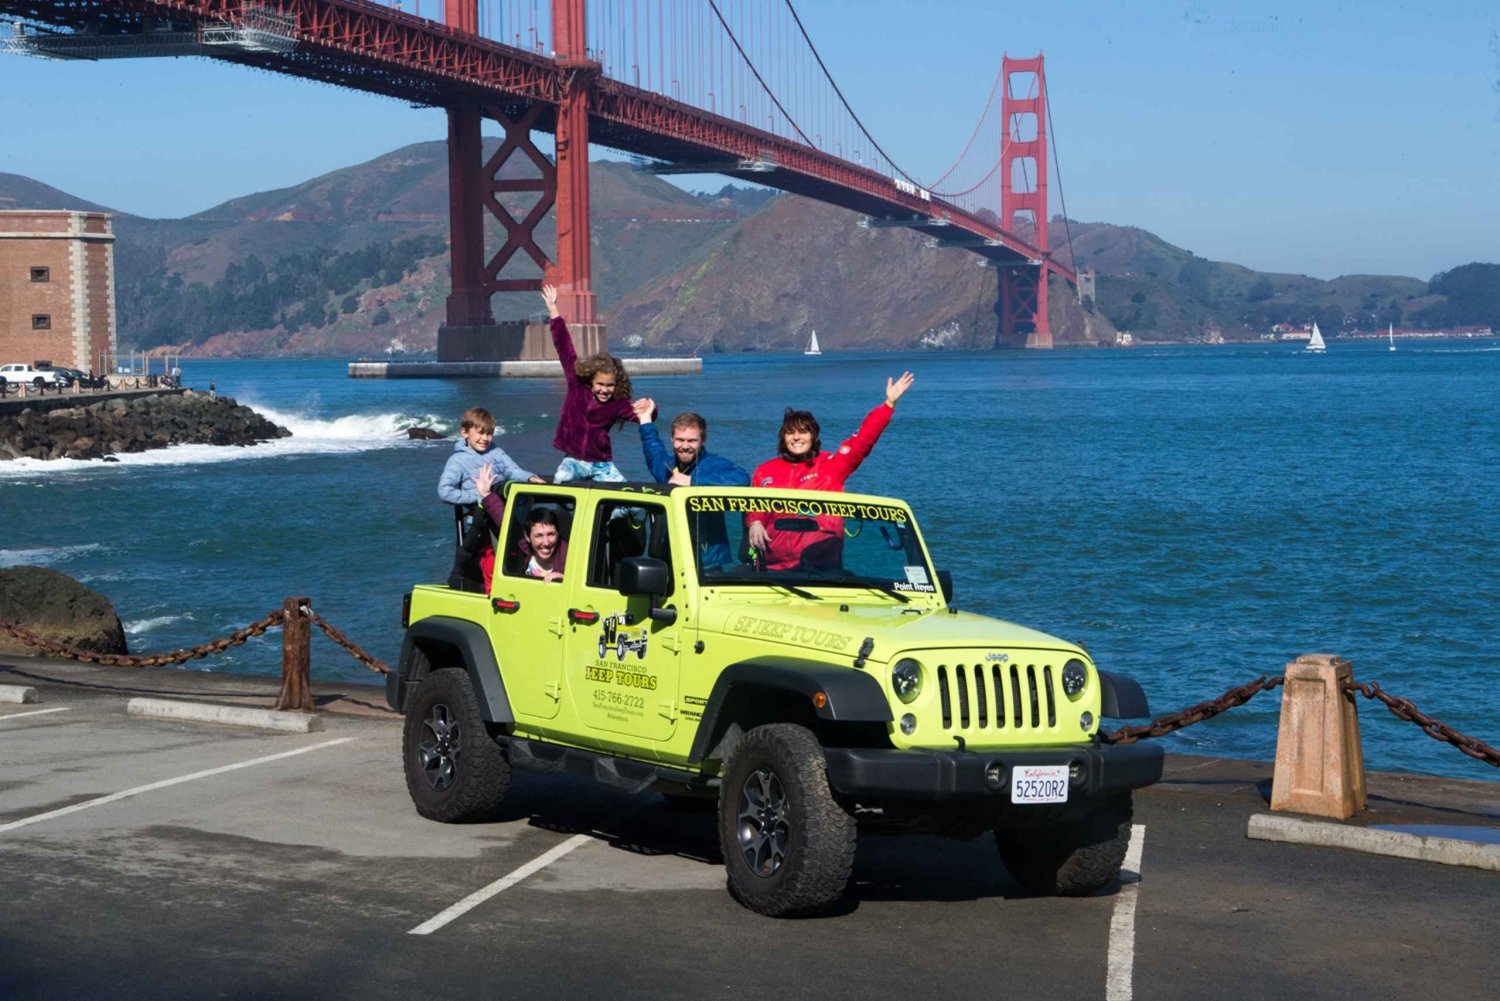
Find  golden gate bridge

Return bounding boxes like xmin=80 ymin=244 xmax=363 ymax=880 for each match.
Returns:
xmin=2 ymin=0 xmax=1079 ymax=349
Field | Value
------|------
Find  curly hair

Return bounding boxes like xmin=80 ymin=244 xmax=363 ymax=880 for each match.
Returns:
xmin=573 ymin=353 xmax=632 ymax=402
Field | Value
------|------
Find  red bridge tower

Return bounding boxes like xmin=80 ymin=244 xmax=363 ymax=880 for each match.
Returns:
xmin=439 ymin=0 xmax=604 ymax=362
xmin=998 ymin=53 xmax=1052 ymax=349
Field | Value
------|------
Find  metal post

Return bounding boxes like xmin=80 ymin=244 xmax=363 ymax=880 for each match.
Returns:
xmin=275 ymin=597 xmax=315 ymax=713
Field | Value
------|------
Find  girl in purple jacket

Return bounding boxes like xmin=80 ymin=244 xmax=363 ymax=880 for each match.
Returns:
xmin=542 ymin=284 xmax=642 ymax=482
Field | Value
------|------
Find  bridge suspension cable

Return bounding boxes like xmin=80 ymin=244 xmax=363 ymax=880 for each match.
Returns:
xmin=704 ymin=0 xmax=813 ymax=147
xmin=1043 ymin=71 xmax=1077 ymax=273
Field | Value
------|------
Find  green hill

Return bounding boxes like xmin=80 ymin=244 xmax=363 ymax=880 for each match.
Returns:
xmin=4 ymin=153 xmax=1493 ymax=356
xmin=1067 ymin=221 xmax=1430 ymax=341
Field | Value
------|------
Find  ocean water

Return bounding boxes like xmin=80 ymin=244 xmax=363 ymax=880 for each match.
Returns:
xmin=3 ymin=341 xmax=1497 ymax=781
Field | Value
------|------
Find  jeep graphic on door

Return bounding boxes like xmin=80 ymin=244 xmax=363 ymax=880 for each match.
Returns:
xmin=597 ymin=611 xmax=649 ymax=661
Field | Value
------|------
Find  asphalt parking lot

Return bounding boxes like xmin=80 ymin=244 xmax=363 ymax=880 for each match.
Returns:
xmin=1 ymin=680 xmax=1495 ymax=1001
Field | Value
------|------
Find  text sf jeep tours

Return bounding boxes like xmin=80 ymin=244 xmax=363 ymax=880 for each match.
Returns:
xmin=389 ymin=483 xmax=1162 ymax=917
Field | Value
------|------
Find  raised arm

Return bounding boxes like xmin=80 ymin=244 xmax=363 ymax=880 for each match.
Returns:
xmin=543 ymin=284 xmax=577 ymax=373
xmin=634 ymin=399 xmax=674 ymax=483
xmin=486 ymin=445 xmax=537 ymax=484
xmin=822 ymin=371 xmax=914 ymax=483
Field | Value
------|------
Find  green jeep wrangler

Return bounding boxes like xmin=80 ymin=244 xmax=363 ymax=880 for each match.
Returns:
xmin=389 ymin=483 xmax=1162 ymax=917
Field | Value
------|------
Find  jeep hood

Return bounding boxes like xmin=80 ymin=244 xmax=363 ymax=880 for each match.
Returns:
xmin=698 ymin=598 xmax=1081 ymax=664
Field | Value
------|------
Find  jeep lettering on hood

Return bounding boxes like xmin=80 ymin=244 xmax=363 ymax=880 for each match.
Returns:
xmin=727 ymin=613 xmax=853 ymax=652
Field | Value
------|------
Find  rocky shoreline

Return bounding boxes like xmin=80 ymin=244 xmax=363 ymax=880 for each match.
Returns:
xmin=0 ymin=391 xmax=290 ymax=462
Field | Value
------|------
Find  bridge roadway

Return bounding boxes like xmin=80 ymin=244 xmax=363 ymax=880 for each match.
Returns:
xmin=1 ymin=656 xmax=1495 ymax=1000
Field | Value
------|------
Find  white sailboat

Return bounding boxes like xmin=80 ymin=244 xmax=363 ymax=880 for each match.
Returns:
xmin=1306 ymin=323 xmax=1326 ymax=353
xmin=1388 ymin=323 xmax=1396 ymax=351
xmin=804 ymin=329 xmax=822 ymax=356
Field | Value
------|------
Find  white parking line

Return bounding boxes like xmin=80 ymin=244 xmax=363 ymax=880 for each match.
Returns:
xmin=0 ymin=707 xmax=71 ymax=724
xmin=0 ymin=737 xmax=355 ymax=835
xmin=409 ymin=802 xmax=647 ymax=936
xmin=409 ymin=833 xmax=594 ymax=935
xmin=1106 ymin=824 xmax=1147 ymax=1001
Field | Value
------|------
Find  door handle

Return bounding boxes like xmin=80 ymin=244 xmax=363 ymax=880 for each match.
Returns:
xmin=491 ymin=598 xmax=520 ymax=614
xmin=568 ymin=608 xmax=599 ymax=625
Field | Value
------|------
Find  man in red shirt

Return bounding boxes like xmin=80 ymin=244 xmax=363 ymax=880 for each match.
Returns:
xmin=747 ymin=371 xmax=914 ymax=570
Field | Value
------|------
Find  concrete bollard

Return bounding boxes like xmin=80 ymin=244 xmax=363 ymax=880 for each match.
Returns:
xmin=1270 ymin=653 xmax=1367 ymax=819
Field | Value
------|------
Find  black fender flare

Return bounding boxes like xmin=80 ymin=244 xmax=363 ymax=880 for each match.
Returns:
xmin=687 ymin=658 xmax=893 ymax=766
xmin=387 ymin=616 xmax=513 ymax=724
xmin=1098 ymin=670 xmax=1149 ymax=719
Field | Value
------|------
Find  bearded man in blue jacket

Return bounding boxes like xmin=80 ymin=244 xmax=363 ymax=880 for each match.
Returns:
xmin=631 ymin=401 xmax=748 ymax=569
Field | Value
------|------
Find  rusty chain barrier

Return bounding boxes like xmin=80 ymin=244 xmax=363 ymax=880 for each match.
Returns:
xmin=306 ymin=609 xmax=390 ymax=676
xmin=1343 ymin=680 xmax=1500 ymax=767
xmin=7 ymin=605 xmax=1499 ymax=766
xmin=1 ymin=598 xmax=390 ymax=714
xmin=1102 ymin=674 xmax=1286 ymax=745
xmin=1103 ymin=670 xmax=1498 ymax=769
xmin=0 ymin=611 xmax=286 ymax=667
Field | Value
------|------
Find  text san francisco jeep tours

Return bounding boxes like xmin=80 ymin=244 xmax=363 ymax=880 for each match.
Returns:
xmin=389 ymin=482 xmax=1162 ymax=916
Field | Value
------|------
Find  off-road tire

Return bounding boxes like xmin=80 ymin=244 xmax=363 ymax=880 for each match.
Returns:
xmin=598 ymin=636 xmax=607 ymax=659
xmin=403 ymin=667 xmax=511 ymax=823
xmin=718 ymin=724 xmax=856 ymax=917
xmin=996 ymin=793 xmax=1133 ymax=896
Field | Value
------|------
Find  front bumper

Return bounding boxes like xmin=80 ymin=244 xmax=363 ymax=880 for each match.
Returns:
xmin=823 ymin=740 xmax=1162 ymax=801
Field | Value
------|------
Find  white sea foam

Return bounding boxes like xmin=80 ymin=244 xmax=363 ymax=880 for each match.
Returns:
xmin=0 ymin=405 xmax=449 ymax=478
xmin=0 ymin=543 xmax=103 ymax=566
xmin=125 ymin=613 xmax=195 ymax=635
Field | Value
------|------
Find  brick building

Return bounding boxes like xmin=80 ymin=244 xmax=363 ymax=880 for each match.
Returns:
xmin=0 ymin=211 xmax=117 ymax=374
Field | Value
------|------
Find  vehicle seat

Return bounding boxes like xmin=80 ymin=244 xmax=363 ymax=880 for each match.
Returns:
xmin=589 ymin=510 xmax=646 ymax=587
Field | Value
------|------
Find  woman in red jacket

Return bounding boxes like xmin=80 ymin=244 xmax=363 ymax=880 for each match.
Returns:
xmin=746 ymin=371 xmax=914 ymax=570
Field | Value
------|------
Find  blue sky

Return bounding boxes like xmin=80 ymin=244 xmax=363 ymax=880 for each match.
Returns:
xmin=3 ymin=0 xmax=1497 ymax=280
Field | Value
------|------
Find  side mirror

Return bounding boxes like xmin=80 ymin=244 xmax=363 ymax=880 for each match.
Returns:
xmin=617 ymin=556 xmax=676 ymax=625
xmin=617 ymin=556 xmax=672 ymax=598
xmin=937 ymin=569 xmax=953 ymax=604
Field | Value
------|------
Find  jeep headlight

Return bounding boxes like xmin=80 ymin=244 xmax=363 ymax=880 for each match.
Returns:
xmin=1061 ymin=658 xmax=1088 ymax=700
xmin=891 ymin=658 xmax=922 ymax=704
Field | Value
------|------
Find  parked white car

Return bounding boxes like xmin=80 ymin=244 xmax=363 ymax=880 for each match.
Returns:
xmin=0 ymin=364 xmax=64 ymax=388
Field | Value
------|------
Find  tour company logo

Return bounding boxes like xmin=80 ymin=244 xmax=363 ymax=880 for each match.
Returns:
xmin=597 ymin=611 xmax=649 ymax=662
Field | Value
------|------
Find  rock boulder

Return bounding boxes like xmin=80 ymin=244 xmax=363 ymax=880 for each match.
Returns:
xmin=0 ymin=567 xmax=128 ymax=657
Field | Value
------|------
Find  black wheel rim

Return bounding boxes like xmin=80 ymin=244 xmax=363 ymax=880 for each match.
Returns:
xmin=736 ymin=768 xmax=790 ymax=877
xmin=417 ymin=702 xmax=461 ymax=791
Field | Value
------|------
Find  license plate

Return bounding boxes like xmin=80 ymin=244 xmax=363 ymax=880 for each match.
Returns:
xmin=1011 ymin=765 xmax=1070 ymax=804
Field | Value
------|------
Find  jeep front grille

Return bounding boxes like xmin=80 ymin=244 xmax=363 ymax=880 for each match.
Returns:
xmin=935 ymin=663 xmax=1059 ymax=733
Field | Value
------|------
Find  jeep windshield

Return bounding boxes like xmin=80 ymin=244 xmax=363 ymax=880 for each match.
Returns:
xmin=684 ymin=491 xmax=939 ymax=598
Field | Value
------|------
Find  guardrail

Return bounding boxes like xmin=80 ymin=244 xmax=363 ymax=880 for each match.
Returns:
xmin=0 ymin=599 xmax=389 ymax=714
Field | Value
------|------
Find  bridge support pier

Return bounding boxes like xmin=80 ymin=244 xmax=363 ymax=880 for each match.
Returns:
xmin=996 ymin=264 xmax=1052 ymax=349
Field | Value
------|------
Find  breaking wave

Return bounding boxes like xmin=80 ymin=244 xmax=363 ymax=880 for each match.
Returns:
xmin=124 ymin=613 xmax=196 ymax=636
xmin=0 ymin=406 xmax=449 ymax=477
xmin=0 ymin=543 xmax=104 ymax=567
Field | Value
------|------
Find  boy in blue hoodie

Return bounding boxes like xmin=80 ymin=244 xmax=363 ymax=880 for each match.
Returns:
xmin=439 ymin=406 xmax=542 ymax=591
